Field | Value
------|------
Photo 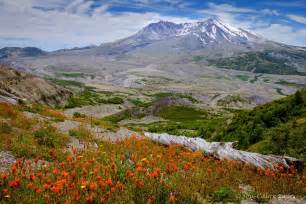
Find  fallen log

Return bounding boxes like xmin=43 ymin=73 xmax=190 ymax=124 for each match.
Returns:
xmin=144 ymin=132 xmax=303 ymax=170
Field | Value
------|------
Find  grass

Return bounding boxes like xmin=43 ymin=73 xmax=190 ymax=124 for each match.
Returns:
xmin=192 ymin=56 xmax=205 ymax=62
xmin=0 ymin=103 xmax=68 ymax=161
xmin=250 ymin=74 xmax=262 ymax=83
xmin=46 ymin=78 xmax=84 ymax=88
xmin=157 ymin=106 xmax=207 ymax=122
xmin=147 ymin=106 xmax=226 ymax=138
xmin=236 ymin=75 xmax=250 ymax=81
xmin=65 ymin=87 xmax=124 ymax=109
xmin=275 ymin=88 xmax=285 ymax=96
xmin=276 ymin=80 xmax=306 ymax=88
xmin=128 ymin=98 xmax=151 ymax=108
xmin=217 ymin=95 xmax=248 ymax=107
xmin=208 ymin=52 xmax=303 ymax=75
xmin=152 ymin=92 xmax=198 ymax=103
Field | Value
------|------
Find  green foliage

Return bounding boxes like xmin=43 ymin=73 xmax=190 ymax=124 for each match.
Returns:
xmin=0 ymin=121 xmax=12 ymax=134
xmin=275 ymin=88 xmax=285 ymax=96
xmin=69 ymin=126 xmax=93 ymax=142
xmin=193 ymin=55 xmax=206 ymax=62
xmin=217 ymin=95 xmax=248 ymax=107
xmin=157 ymin=106 xmax=207 ymax=122
xmin=215 ymin=90 xmax=306 ymax=161
xmin=275 ymin=80 xmax=306 ymax=88
xmin=65 ymin=87 xmax=124 ymax=108
xmin=236 ymin=75 xmax=250 ymax=81
xmin=73 ymin=112 xmax=86 ymax=118
xmin=56 ymin=72 xmax=85 ymax=78
xmin=147 ymin=106 xmax=226 ymax=138
xmin=102 ymin=111 xmax=131 ymax=124
xmin=47 ymin=78 xmax=84 ymax=88
xmin=212 ymin=187 xmax=238 ymax=202
xmin=129 ymin=98 xmax=151 ymax=107
xmin=107 ymin=96 xmax=124 ymax=104
xmin=152 ymin=92 xmax=198 ymax=103
xmin=208 ymin=51 xmax=303 ymax=75
xmin=34 ymin=126 xmax=68 ymax=148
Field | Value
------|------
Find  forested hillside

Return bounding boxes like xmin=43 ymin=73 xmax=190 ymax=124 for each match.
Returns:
xmin=214 ymin=89 xmax=306 ymax=161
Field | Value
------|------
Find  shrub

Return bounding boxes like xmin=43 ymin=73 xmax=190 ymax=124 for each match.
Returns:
xmin=212 ymin=187 xmax=238 ymax=202
xmin=34 ymin=126 xmax=67 ymax=148
xmin=73 ymin=112 xmax=86 ymax=118
xmin=69 ymin=126 xmax=93 ymax=142
xmin=0 ymin=121 xmax=12 ymax=134
xmin=107 ymin=96 xmax=124 ymax=104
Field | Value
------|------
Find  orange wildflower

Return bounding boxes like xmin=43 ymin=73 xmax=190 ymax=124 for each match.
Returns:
xmin=35 ymin=187 xmax=42 ymax=193
xmin=105 ymin=178 xmax=113 ymax=186
xmin=80 ymin=180 xmax=88 ymax=189
xmin=27 ymin=182 xmax=34 ymax=189
xmin=136 ymin=163 xmax=144 ymax=172
xmin=9 ymin=178 xmax=21 ymax=187
xmin=2 ymin=189 xmax=9 ymax=194
xmin=52 ymin=168 xmax=59 ymax=175
xmin=149 ymin=168 xmax=161 ymax=178
xmin=29 ymin=174 xmax=36 ymax=181
xmin=43 ymin=184 xmax=49 ymax=190
xmin=11 ymin=165 xmax=17 ymax=175
xmin=169 ymin=192 xmax=176 ymax=202
xmin=125 ymin=170 xmax=134 ymax=178
xmin=135 ymin=179 xmax=144 ymax=188
xmin=86 ymin=192 xmax=96 ymax=202
xmin=61 ymin=171 xmax=69 ymax=177
xmin=75 ymin=191 xmax=80 ymax=201
xmin=166 ymin=161 xmax=178 ymax=173
xmin=89 ymin=181 xmax=98 ymax=190
xmin=0 ymin=173 xmax=8 ymax=180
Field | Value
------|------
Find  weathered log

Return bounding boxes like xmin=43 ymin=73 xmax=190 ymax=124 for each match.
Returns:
xmin=144 ymin=132 xmax=303 ymax=170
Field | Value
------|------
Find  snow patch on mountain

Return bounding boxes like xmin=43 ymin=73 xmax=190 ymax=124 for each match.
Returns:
xmin=135 ymin=17 xmax=260 ymax=46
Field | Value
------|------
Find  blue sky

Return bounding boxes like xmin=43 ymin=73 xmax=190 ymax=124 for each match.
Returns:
xmin=1 ymin=0 xmax=306 ymax=51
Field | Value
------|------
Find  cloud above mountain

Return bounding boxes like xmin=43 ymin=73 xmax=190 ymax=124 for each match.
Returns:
xmin=0 ymin=0 xmax=306 ymax=50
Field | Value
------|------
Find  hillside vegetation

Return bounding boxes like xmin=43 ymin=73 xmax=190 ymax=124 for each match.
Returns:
xmin=208 ymin=51 xmax=306 ymax=75
xmin=214 ymin=89 xmax=306 ymax=161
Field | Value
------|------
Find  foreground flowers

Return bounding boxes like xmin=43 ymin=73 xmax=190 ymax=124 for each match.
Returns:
xmin=0 ymin=137 xmax=305 ymax=203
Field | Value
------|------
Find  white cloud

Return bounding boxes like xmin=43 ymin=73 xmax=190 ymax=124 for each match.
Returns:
xmin=206 ymin=3 xmax=279 ymax=16
xmin=254 ymin=24 xmax=306 ymax=46
xmin=287 ymin=14 xmax=306 ymax=24
xmin=0 ymin=0 xmax=195 ymax=50
xmin=199 ymin=3 xmax=306 ymax=46
xmin=207 ymin=3 xmax=255 ymax=13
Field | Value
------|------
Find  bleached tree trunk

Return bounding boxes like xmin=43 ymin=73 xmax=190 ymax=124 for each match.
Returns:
xmin=144 ymin=132 xmax=303 ymax=170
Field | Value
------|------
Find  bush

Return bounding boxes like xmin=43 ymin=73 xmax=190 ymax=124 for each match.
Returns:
xmin=73 ymin=112 xmax=86 ymax=118
xmin=212 ymin=187 xmax=238 ymax=202
xmin=107 ymin=97 xmax=124 ymax=104
xmin=0 ymin=122 xmax=12 ymax=134
xmin=34 ymin=126 xmax=66 ymax=148
xmin=69 ymin=126 xmax=93 ymax=142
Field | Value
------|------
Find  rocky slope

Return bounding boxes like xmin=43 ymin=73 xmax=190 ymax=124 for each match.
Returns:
xmin=0 ymin=64 xmax=72 ymax=105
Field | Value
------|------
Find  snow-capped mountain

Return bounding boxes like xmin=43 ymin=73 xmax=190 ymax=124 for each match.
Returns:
xmin=93 ymin=17 xmax=268 ymax=57
xmin=133 ymin=17 xmax=260 ymax=45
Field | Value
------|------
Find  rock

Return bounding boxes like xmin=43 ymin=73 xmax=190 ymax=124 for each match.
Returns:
xmin=269 ymin=195 xmax=305 ymax=204
xmin=0 ymin=151 xmax=16 ymax=172
xmin=0 ymin=64 xmax=72 ymax=106
xmin=66 ymin=137 xmax=98 ymax=152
